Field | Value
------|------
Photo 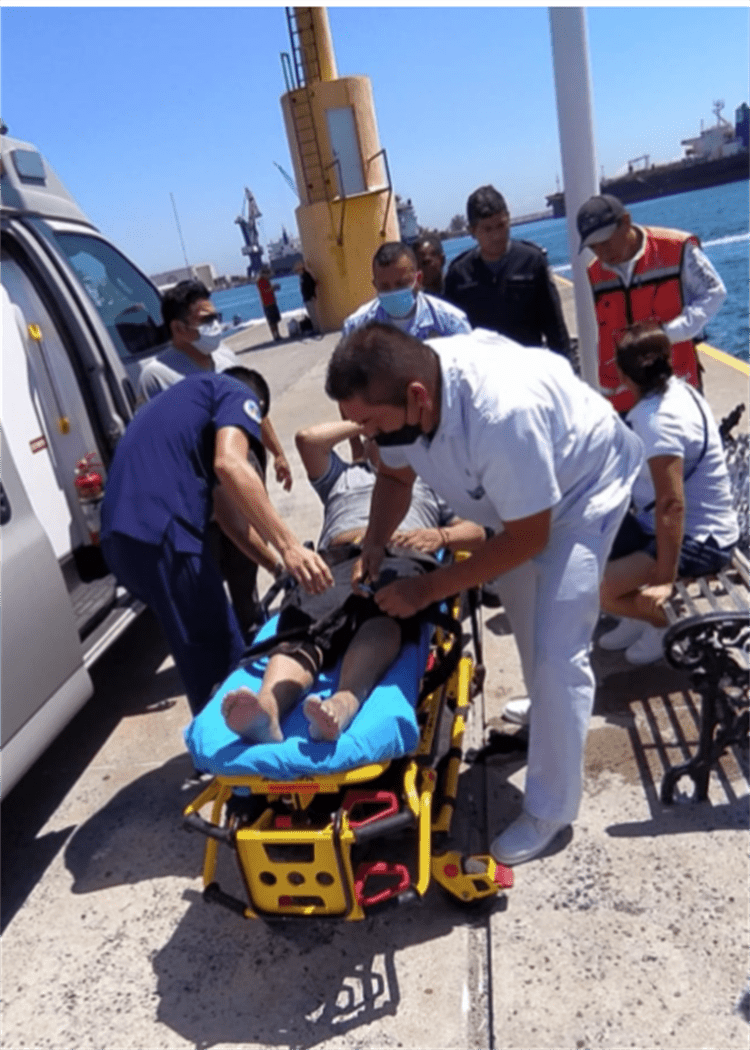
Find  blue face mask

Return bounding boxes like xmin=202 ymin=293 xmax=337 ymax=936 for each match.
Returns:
xmin=378 ymin=284 xmax=417 ymax=319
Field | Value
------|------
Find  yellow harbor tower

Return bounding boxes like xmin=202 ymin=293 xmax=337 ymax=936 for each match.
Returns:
xmin=279 ymin=7 xmax=400 ymax=332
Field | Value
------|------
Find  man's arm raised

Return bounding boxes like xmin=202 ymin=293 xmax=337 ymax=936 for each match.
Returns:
xmin=295 ymin=419 xmax=365 ymax=480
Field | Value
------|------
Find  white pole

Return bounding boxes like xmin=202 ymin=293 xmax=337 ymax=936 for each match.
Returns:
xmin=170 ymin=191 xmax=195 ymax=278
xmin=548 ymin=8 xmax=600 ymax=390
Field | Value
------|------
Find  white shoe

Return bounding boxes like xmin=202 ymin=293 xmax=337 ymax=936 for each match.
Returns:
xmin=598 ymin=618 xmax=645 ymax=651
xmin=502 ymin=697 xmax=531 ymax=727
xmin=490 ymin=810 xmax=567 ymax=866
xmin=625 ymin=624 xmax=667 ymax=665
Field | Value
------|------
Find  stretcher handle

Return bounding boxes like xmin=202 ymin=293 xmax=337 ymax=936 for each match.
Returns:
xmin=354 ymin=861 xmax=411 ymax=907
xmin=343 ymin=789 xmax=400 ymax=828
xmin=183 ymin=812 xmax=232 ymax=843
xmin=351 ymin=809 xmax=415 ymax=844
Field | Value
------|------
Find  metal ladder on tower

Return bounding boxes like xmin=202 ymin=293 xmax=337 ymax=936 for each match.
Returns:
xmin=282 ymin=7 xmax=330 ymax=204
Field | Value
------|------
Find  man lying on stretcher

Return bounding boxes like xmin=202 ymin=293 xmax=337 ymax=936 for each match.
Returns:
xmin=222 ymin=420 xmax=486 ymax=743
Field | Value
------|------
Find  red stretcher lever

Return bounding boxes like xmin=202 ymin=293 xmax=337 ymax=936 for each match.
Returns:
xmin=342 ymin=789 xmax=400 ymax=829
xmin=354 ymin=861 xmax=412 ymax=907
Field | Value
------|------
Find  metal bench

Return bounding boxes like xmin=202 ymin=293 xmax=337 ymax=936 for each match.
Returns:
xmin=660 ymin=410 xmax=749 ymax=803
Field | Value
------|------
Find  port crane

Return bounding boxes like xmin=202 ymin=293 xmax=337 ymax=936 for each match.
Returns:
xmin=273 ymin=161 xmax=300 ymax=199
xmin=235 ymin=188 xmax=265 ymax=279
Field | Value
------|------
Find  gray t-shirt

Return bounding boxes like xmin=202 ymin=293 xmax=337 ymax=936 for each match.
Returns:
xmin=137 ymin=343 xmax=238 ymax=401
xmin=311 ymin=452 xmax=454 ymax=551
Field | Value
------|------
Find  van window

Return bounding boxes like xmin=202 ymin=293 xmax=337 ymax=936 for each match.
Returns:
xmin=54 ymin=232 xmax=166 ymax=361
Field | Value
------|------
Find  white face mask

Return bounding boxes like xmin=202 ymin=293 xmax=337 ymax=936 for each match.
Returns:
xmin=192 ymin=318 xmax=224 ymax=355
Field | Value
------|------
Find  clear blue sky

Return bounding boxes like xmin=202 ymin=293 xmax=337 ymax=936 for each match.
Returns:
xmin=3 ymin=5 xmax=747 ymax=278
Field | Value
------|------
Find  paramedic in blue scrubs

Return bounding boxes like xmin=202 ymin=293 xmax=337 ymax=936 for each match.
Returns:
xmin=101 ymin=368 xmax=333 ymax=716
xmin=326 ymin=324 xmax=643 ymax=866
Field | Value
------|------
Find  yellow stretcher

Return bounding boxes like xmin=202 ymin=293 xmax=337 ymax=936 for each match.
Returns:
xmin=183 ymin=587 xmax=513 ymax=921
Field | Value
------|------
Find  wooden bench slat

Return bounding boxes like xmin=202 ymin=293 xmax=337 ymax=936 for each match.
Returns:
xmin=668 ymin=580 xmax=700 ymax=621
xmin=732 ymin=547 xmax=749 ymax=588
xmin=696 ymin=575 xmax=724 ymax=614
xmin=717 ymin=568 xmax=749 ymax=613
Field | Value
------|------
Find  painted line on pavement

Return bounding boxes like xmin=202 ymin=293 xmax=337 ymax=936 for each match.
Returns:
xmin=697 ymin=341 xmax=750 ymax=377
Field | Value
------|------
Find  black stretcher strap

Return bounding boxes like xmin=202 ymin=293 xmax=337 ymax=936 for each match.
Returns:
xmin=238 ymin=595 xmax=463 ymax=703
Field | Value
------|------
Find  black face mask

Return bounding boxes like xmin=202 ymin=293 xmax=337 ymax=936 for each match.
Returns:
xmin=374 ymin=423 xmax=424 ymax=447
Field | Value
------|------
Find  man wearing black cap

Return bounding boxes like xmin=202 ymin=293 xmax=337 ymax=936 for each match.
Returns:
xmin=444 ymin=185 xmax=574 ymax=364
xmin=577 ymin=193 xmax=727 ymax=413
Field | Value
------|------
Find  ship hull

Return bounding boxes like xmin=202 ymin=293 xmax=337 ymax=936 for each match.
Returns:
xmin=269 ymin=250 xmax=303 ymax=277
xmin=546 ymin=151 xmax=749 ymax=217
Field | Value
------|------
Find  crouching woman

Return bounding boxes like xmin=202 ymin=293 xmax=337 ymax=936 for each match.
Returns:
xmin=599 ymin=321 xmax=740 ymax=664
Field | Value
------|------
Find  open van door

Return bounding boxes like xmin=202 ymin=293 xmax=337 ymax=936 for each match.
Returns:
xmin=1 ymin=286 xmax=143 ymax=797
xmin=0 ymin=424 xmax=93 ymax=794
xmin=1 ymin=135 xmax=155 ymax=796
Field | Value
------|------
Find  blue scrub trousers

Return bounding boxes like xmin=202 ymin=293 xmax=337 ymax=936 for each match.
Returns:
xmin=102 ymin=533 xmax=245 ymax=715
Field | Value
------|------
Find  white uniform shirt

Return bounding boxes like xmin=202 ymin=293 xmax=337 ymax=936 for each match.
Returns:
xmin=378 ymin=330 xmax=643 ymax=535
xmin=137 ymin=343 xmax=238 ymax=402
xmin=627 ymin=377 xmax=739 ymax=546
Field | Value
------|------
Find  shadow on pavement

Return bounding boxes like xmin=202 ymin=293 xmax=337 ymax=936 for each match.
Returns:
xmin=591 ymin=641 xmax=749 ymax=830
xmin=152 ymin=883 xmax=502 ymax=1049
xmin=479 ymin=604 xmax=747 ymax=847
xmin=1 ymin=610 xmax=175 ymax=932
xmin=63 ymin=754 xmax=204 ymax=894
xmin=65 ymin=750 xmax=510 ymax=1047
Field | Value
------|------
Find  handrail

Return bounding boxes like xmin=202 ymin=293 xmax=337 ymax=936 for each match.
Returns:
xmin=284 ymin=8 xmax=303 ymax=88
xmin=280 ymin=51 xmax=295 ymax=94
xmin=366 ymin=147 xmax=393 ymax=236
xmin=323 ymin=146 xmax=395 ymax=247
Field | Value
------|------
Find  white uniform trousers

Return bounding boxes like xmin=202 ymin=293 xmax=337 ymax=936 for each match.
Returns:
xmin=495 ymin=495 xmax=630 ymax=825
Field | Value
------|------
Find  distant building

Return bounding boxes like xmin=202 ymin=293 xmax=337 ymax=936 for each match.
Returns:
xmin=151 ymin=263 xmax=218 ymax=294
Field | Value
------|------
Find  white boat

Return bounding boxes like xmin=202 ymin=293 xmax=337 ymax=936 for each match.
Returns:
xmin=267 ymin=226 xmax=303 ymax=275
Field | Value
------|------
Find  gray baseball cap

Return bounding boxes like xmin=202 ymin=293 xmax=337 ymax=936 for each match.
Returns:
xmin=576 ymin=194 xmax=626 ymax=252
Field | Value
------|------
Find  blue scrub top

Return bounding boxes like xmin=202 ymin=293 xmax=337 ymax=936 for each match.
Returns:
xmin=101 ymin=372 xmax=263 ymax=554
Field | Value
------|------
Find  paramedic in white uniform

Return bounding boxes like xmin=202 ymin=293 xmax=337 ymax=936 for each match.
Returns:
xmin=325 ymin=323 xmax=643 ymax=865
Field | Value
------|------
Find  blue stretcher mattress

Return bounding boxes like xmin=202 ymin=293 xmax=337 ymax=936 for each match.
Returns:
xmin=184 ymin=615 xmax=431 ymax=778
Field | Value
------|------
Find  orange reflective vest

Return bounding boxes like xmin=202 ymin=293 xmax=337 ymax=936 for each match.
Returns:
xmin=587 ymin=226 xmax=701 ymax=413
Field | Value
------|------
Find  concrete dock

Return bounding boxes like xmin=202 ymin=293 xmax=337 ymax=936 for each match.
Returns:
xmin=2 ymin=296 xmax=748 ymax=1050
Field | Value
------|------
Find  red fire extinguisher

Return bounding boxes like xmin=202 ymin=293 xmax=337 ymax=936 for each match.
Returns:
xmin=74 ymin=453 xmax=105 ymax=545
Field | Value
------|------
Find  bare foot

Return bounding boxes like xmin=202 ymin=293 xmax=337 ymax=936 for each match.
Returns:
xmin=221 ymin=687 xmax=283 ymax=743
xmin=303 ymin=692 xmax=360 ymax=741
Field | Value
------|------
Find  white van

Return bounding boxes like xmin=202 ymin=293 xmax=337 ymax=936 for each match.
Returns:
xmin=1 ymin=133 xmax=172 ymax=795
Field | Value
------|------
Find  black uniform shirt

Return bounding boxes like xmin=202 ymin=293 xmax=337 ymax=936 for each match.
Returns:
xmin=444 ymin=241 xmax=574 ymax=363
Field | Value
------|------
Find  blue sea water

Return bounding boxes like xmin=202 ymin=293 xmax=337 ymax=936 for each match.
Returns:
xmin=214 ymin=180 xmax=749 ymax=361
